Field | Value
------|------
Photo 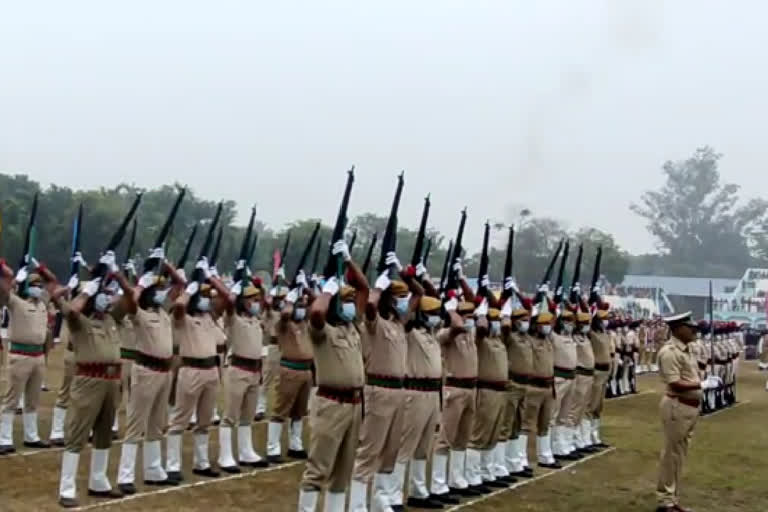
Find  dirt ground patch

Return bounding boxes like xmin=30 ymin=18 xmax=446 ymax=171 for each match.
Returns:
xmin=1 ymin=344 xmax=766 ymax=511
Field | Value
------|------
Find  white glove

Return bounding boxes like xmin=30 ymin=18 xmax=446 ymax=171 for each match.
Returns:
xmin=296 ymin=270 xmax=308 ymax=288
xmin=322 ymin=276 xmax=340 ymax=296
xmin=310 ymin=273 xmax=320 ymax=285
xmin=185 ymin=281 xmax=200 ymax=296
xmin=14 ymin=266 xmax=28 ymax=284
xmin=501 ymin=298 xmax=513 ymax=317
xmin=99 ymin=250 xmax=118 ymax=273
xmin=210 ymin=265 xmax=220 ymax=278
xmin=72 ymin=251 xmax=88 ymax=267
xmin=269 ymin=287 xmax=278 ymax=297
xmin=276 ymin=266 xmax=286 ymax=280
xmin=375 ymin=273 xmax=391 ymax=291
xmin=236 ymin=259 xmax=246 ymax=270
xmin=286 ymin=288 xmax=300 ymax=304
xmin=123 ymin=259 xmax=137 ymax=276
xmin=67 ymin=275 xmax=80 ymax=291
xmin=475 ymin=299 xmax=488 ymax=317
xmin=27 ymin=257 xmax=40 ymax=270
xmin=332 ymin=240 xmax=351 ymax=262
xmin=230 ymin=280 xmax=243 ymax=295
xmin=480 ymin=274 xmax=490 ymax=288
xmin=195 ymin=258 xmax=211 ymax=279
xmin=504 ymin=276 xmax=518 ymax=292
xmin=138 ymin=272 xmax=156 ymax=289
xmin=415 ymin=262 xmax=427 ymax=278
xmin=445 ymin=297 xmax=458 ymax=312
xmin=452 ymin=259 xmax=464 ymax=279
xmin=176 ymin=268 xmax=186 ymax=282
xmin=150 ymin=247 xmax=165 ymax=260
xmin=538 ymin=283 xmax=550 ymax=295
xmin=82 ymin=278 xmax=101 ymax=297
xmin=385 ymin=252 xmax=402 ymax=271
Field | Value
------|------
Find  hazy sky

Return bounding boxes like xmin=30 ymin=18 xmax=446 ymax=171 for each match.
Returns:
xmin=2 ymin=1 xmax=766 ymax=255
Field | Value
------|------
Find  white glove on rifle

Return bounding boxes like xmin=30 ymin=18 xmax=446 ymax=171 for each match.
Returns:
xmin=149 ymin=247 xmax=165 ymax=260
xmin=210 ymin=265 xmax=220 ymax=279
xmin=236 ymin=259 xmax=246 ymax=270
xmin=72 ymin=251 xmax=88 ymax=267
xmin=230 ymin=280 xmax=243 ymax=296
xmin=286 ymin=288 xmax=300 ymax=304
xmin=332 ymin=240 xmax=351 ymax=263
xmin=99 ymin=251 xmax=119 ymax=274
xmin=375 ymin=273 xmax=391 ymax=291
xmin=276 ymin=266 xmax=286 ymax=280
xmin=25 ymin=256 xmax=40 ymax=270
xmin=501 ymin=298 xmax=513 ymax=318
xmin=67 ymin=275 xmax=80 ymax=291
xmin=480 ymin=274 xmax=490 ymax=289
xmin=14 ymin=266 xmax=28 ymax=284
xmin=322 ymin=276 xmax=340 ymax=296
xmin=82 ymin=278 xmax=101 ymax=297
xmin=452 ymin=259 xmax=464 ymax=279
xmin=504 ymin=276 xmax=518 ymax=292
xmin=195 ymin=257 xmax=211 ymax=279
xmin=475 ymin=299 xmax=489 ymax=318
xmin=445 ymin=297 xmax=458 ymax=312
xmin=123 ymin=259 xmax=137 ymax=276
xmin=415 ymin=262 xmax=427 ymax=278
xmin=138 ymin=272 xmax=156 ymax=289
xmin=385 ymin=252 xmax=402 ymax=272
xmin=185 ymin=281 xmax=200 ymax=296
xmin=295 ymin=270 xmax=308 ymax=288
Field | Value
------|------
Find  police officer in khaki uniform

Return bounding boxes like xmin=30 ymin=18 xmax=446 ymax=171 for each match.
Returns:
xmin=256 ymin=285 xmax=286 ymax=420
xmin=550 ymin=309 xmax=578 ymax=461
xmin=49 ymin=316 xmax=74 ymax=446
xmin=55 ymin=252 xmax=132 ymax=507
xmin=390 ymin=293 xmax=444 ymax=510
xmin=297 ymin=240 xmax=368 ymax=512
xmin=568 ymin=312 xmax=595 ymax=454
xmin=208 ymin=275 xmax=269 ymax=472
xmin=116 ymin=263 xmax=184 ymax=494
xmin=349 ymin=252 xmax=422 ymax=512
xmin=267 ymin=275 xmax=314 ymax=463
xmin=0 ymin=261 xmax=58 ymax=454
xmin=166 ymin=261 xmax=223 ymax=483
xmin=587 ymin=307 xmax=612 ymax=450
xmin=656 ymin=312 xmax=719 ymax=512
xmin=466 ymin=305 xmax=509 ymax=490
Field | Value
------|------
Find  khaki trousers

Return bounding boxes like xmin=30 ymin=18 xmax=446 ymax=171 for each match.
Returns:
xmin=657 ymin=396 xmax=698 ymax=507
xmin=168 ymin=354 xmax=181 ymax=406
xmin=1 ymin=353 xmax=44 ymax=413
xmin=469 ymin=388 xmax=506 ymax=450
xmin=552 ymin=377 xmax=576 ymax=427
xmin=397 ymin=390 xmax=440 ymax=462
xmin=272 ymin=367 xmax=312 ymax=421
xmin=121 ymin=359 xmax=133 ymax=398
xmin=168 ymin=367 xmax=219 ymax=434
xmin=301 ymin=395 xmax=362 ymax=492
xmin=55 ymin=351 xmax=76 ymax=409
xmin=499 ymin=381 xmax=526 ymax=441
xmin=65 ymin=376 xmax=120 ymax=452
xmin=261 ymin=346 xmax=281 ymax=413
xmin=435 ymin=386 xmax=476 ymax=453
xmin=124 ymin=364 xmax=172 ymax=443
xmin=587 ymin=370 xmax=610 ymax=420
xmin=521 ymin=385 xmax=554 ymax=435
xmin=566 ymin=374 xmax=594 ymax=428
xmin=353 ymin=385 xmax=406 ymax=481
xmin=222 ymin=366 xmax=261 ymax=428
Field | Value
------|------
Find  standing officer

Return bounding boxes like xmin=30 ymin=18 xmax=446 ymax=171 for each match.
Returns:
xmin=567 ymin=312 xmax=595 ymax=454
xmin=297 ymin=240 xmax=368 ymax=512
xmin=587 ymin=307 xmax=612 ymax=449
xmin=656 ymin=312 xmax=719 ymax=512
xmin=550 ymin=309 xmax=578 ymax=461
xmin=0 ymin=261 xmax=59 ymax=454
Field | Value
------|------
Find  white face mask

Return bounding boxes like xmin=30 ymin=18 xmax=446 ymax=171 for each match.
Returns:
xmin=249 ymin=302 xmax=262 ymax=316
xmin=426 ymin=315 xmax=441 ymax=328
xmin=394 ymin=297 xmax=410 ymax=316
xmin=490 ymin=321 xmax=501 ymax=336
xmin=581 ymin=325 xmax=590 ymax=335
xmin=153 ymin=289 xmax=169 ymax=306
xmin=197 ymin=297 xmax=211 ymax=312
xmin=294 ymin=308 xmax=306 ymax=321
xmin=539 ymin=325 xmax=552 ymax=336
xmin=562 ymin=323 xmax=574 ymax=334
xmin=27 ymin=286 xmax=43 ymax=299
xmin=464 ymin=318 xmax=475 ymax=330
xmin=340 ymin=302 xmax=356 ymax=322
xmin=94 ymin=293 xmax=111 ymax=313
xmin=516 ymin=321 xmax=530 ymax=333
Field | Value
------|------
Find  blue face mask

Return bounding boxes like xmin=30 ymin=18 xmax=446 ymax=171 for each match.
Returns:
xmin=294 ymin=308 xmax=306 ymax=321
xmin=394 ymin=297 xmax=410 ymax=316
xmin=94 ymin=293 xmax=111 ymax=313
xmin=490 ymin=321 xmax=501 ymax=336
xmin=464 ymin=318 xmax=475 ymax=330
xmin=426 ymin=315 xmax=441 ymax=329
xmin=249 ymin=302 xmax=261 ymax=316
xmin=197 ymin=297 xmax=211 ymax=312
xmin=27 ymin=286 xmax=43 ymax=299
xmin=340 ymin=302 xmax=356 ymax=323
xmin=153 ymin=289 xmax=169 ymax=306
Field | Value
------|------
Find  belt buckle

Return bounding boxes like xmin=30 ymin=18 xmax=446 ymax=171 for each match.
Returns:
xmin=105 ymin=365 xmax=117 ymax=378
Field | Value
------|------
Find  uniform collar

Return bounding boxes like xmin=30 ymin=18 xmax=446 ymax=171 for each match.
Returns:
xmin=672 ymin=337 xmax=689 ymax=352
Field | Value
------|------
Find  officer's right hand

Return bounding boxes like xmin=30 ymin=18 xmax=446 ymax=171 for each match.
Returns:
xmin=322 ymin=276 xmax=340 ymax=296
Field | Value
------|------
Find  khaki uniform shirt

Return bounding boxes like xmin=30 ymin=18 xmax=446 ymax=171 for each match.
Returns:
xmin=552 ymin=332 xmax=577 ymax=370
xmin=406 ymin=327 xmax=442 ymax=380
xmin=589 ymin=331 xmax=613 ymax=366
xmin=174 ymin=313 xmax=218 ymax=359
xmin=362 ymin=315 xmax=408 ymax=378
xmin=309 ymin=322 xmax=365 ymax=388
xmin=506 ymin=331 xmax=534 ymax=376
xmin=64 ymin=304 xmax=122 ymax=364
xmin=438 ymin=327 xmax=478 ymax=380
xmin=118 ymin=317 xmax=136 ymax=351
xmin=3 ymin=292 xmax=48 ymax=346
xmin=275 ymin=318 xmax=313 ymax=360
xmin=132 ymin=307 xmax=173 ymax=359
xmin=574 ymin=333 xmax=595 ymax=370
xmin=658 ymin=337 xmax=702 ymax=402
xmin=531 ymin=333 xmax=554 ymax=378
xmin=226 ymin=312 xmax=263 ymax=360
xmin=476 ymin=334 xmax=508 ymax=382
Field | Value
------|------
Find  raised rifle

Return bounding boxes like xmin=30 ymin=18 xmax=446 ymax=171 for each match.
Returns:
xmin=476 ymin=221 xmax=491 ymax=301
xmin=92 ymin=193 xmax=143 ymax=280
xmin=588 ymin=245 xmax=603 ymax=306
xmin=411 ymin=194 xmax=431 ymax=267
xmin=534 ymin=239 xmax=563 ymax=304
xmin=69 ymin=203 xmax=84 ymax=293
xmin=291 ymin=222 xmax=321 ymax=289
xmin=143 ymin=187 xmax=185 ymax=275
xmin=445 ymin=209 xmax=467 ymax=292
xmin=209 ymin=227 xmax=224 ymax=270
xmin=19 ymin=192 xmax=39 ymax=271
xmin=439 ymin=240 xmax=454 ymax=294
xmin=423 ymin=237 xmax=433 ymax=267
xmin=361 ymin=233 xmax=378 ymax=277
xmin=501 ymin=226 xmax=515 ymax=301
xmin=124 ymin=218 xmax=138 ymax=267
xmin=310 ymin=235 xmax=323 ymax=277
xmin=348 ymin=229 xmax=358 ymax=256
xmin=233 ymin=207 xmax=256 ymax=288
xmin=569 ymin=244 xmax=585 ymax=308
xmin=553 ymin=240 xmax=570 ymax=306
xmin=322 ymin=167 xmax=355 ymax=280
xmin=176 ymin=223 xmax=199 ymax=272
xmin=273 ymin=230 xmax=292 ymax=285
xmin=189 ymin=201 xmax=223 ymax=285
xmin=377 ymin=172 xmax=405 ymax=275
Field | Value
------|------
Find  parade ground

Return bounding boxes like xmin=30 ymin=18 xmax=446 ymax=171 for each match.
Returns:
xmin=0 ymin=346 xmax=765 ymax=511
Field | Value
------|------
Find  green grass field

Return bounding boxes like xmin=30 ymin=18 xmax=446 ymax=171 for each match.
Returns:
xmin=1 ymin=344 xmax=765 ymax=511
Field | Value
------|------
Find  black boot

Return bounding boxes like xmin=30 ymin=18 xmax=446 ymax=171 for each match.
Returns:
xmin=408 ymin=496 xmax=444 ymax=508
xmin=192 ymin=467 xmax=220 ymax=478
xmin=431 ymin=493 xmax=459 ymax=505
